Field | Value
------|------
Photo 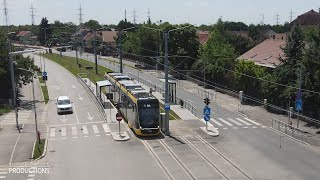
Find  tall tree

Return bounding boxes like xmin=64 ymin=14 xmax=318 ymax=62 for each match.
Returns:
xmin=194 ymin=19 xmax=237 ymax=86
xmin=83 ymin=20 xmax=102 ymax=30
xmin=38 ymin=17 xmax=51 ymax=46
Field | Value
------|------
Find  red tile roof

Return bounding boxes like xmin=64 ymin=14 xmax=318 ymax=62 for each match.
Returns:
xmin=292 ymin=9 xmax=320 ymax=26
xmin=17 ymin=31 xmax=31 ymax=37
xmin=238 ymin=34 xmax=287 ymax=68
xmin=196 ymin=30 xmax=210 ymax=45
xmin=101 ymin=31 xmax=118 ymax=43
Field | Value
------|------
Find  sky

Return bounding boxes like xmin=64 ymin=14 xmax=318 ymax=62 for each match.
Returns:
xmin=2 ymin=0 xmax=320 ymax=26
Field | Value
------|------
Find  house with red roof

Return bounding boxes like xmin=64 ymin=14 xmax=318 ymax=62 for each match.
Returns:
xmin=16 ymin=31 xmax=33 ymax=44
xmin=238 ymin=34 xmax=287 ymax=69
xmin=291 ymin=9 xmax=320 ymax=26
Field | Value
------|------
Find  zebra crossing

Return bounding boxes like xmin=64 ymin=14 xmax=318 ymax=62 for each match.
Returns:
xmin=1 ymin=109 xmax=47 ymax=126
xmin=0 ymin=168 xmax=7 ymax=179
xmin=49 ymin=123 xmax=111 ymax=140
xmin=200 ymin=117 xmax=265 ymax=130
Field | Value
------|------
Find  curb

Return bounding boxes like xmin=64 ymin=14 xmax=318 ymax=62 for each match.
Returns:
xmin=32 ymin=139 xmax=48 ymax=161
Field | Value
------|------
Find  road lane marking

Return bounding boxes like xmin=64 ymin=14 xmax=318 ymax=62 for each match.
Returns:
xmin=72 ymin=126 xmax=77 ymax=136
xmin=61 ymin=127 xmax=66 ymax=136
xmin=50 ymin=128 xmax=55 ymax=137
xmin=72 ymin=103 xmax=80 ymax=124
xmin=236 ymin=118 xmax=251 ymax=126
xmin=92 ymin=125 xmax=99 ymax=134
xmin=102 ymin=124 xmax=110 ymax=133
xmin=0 ymin=172 xmax=7 ymax=175
xmin=244 ymin=118 xmax=260 ymax=126
xmin=243 ymin=127 xmax=248 ymax=129
xmin=0 ymin=176 xmax=6 ymax=179
xmin=252 ymin=126 xmax=257 ymax=129
xmin=227 ymin=118 xmax=242 ymax=126
xmin=10 ymin=134 xmax=21 ymax=165
xmin=218 ymin=118 xmax=233 ymax=126
xmin=28 ymin=174 xmax=35 ymax=177
xmin=82 ymin=126 xmax=88 ymax=135
xmin=211 ymin=118 xmax=223 ymax=126
xmin=233 ymin=127 xmax=239 ymax=129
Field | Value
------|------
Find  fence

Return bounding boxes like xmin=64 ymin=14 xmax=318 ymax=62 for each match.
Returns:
xmin=272 ymin=118 xmax=311 ymax=144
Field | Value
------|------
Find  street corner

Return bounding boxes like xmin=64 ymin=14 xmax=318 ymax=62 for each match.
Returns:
xmin=200 ymin=126 xmax=219 ymax=137
xmin=111 ymin=132 xmax=130 ymax=141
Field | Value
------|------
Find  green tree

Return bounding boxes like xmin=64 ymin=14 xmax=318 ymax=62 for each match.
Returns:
xmin=234 ymin=60 xmax=267 ymax=97
xmin=38 ymin=17 xmax=51 ymax=46
xmin=264 ymin=25 xmax=305 ymax=107
xmin=83 ymin=19 xmax=102 ymax=30
xmin=194 ymin=19 xmax=237 ymax=86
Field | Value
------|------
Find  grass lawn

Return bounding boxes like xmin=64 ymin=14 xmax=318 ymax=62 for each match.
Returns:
xmin=33 ymin=139 xmax=46 ymax=159
xmin=0 ymin=105 xmax=11 ymax=116
xmin=37 ymin=73 xmax=49 ymax=104
xmin=41 ymin=53 xmax=112 ymax=84
xmin=42 ymin=53 xmax=180 ymax=120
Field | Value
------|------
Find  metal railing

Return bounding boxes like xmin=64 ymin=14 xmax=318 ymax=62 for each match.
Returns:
xmin=177 ymin=96 xmax=197 ymax=116
xmin=271 ymin=118 xmax=310 ymax=144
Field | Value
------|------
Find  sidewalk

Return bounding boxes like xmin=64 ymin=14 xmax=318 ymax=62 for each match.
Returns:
xmin=0 ymin=77 xmax=47 ymax=167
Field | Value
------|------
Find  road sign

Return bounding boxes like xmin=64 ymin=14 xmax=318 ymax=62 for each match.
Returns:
xmin=116 ymin=113 xmax=123 ymax=121
xmin=204 ymin=115 xmax=210 ymax=122
xmin=42 ymin=71 xmax=47 ymax=76
xmin=296 ymin=99 xmax=303 ymax=111
xmin=203 ymin=106 xmax=211 ymax=116
xmin=164 ymin=103 xmax=170 ymax=111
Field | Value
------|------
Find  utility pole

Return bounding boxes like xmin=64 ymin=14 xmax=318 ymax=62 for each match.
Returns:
xmin=297 ymin=63 xmax=303 ymax=128
xmin=93 ymin=30 xmax=98 ymax=74
xmin=133 ymin=9 xmax=137 ymax=24
xmin=119 ymin=31 xmax=123 ymax=73
xmin=8 ymin=38 xmax=20 ymax=133
xmin=30 ymin=2 xmax=35 ymax=26
xmin=164 ymin=32 xmax=169 ymax=135
xmin=78 ymin=4 xmax=84 ymax=27
xmin=4 ymin=0 xmax=9 ymax=27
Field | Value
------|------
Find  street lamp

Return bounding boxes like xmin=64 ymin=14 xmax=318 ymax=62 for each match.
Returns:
xmin=118 ymin=26 xmax=137 ymax=73
xmin=18 ymin=68 xmax=40 ymax=142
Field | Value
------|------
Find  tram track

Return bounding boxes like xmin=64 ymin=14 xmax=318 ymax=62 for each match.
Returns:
xmin=195 ymin=135 xmax=254 ymax=180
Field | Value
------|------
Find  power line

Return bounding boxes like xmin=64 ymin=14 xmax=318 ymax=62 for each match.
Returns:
xmin=3 ymin=0 xmax=9 ymax=27
xmin=290 ymin=9 xmax=294 ymax=23
xmin=121 ymin=47 xmax=320 ymax=96
xmin=276 ymin=12 xmax=280 ymax=25
xmin=30 ymin=1 xmax=36 ymax=26
xmin=78 ymin=3 xmax=84 ymax=26
xmin=133 ymin=8 xmax=137 ymax=24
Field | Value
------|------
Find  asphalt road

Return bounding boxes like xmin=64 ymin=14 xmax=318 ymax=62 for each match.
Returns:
xmin=17 ymin=53 xmax=168 ymax=180
xmin=57 ymin=50 xmax=320 ymax=180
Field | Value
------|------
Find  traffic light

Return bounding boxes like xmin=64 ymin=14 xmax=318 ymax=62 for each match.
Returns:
xmin=204 ymin=98 xmax=210 ymax=105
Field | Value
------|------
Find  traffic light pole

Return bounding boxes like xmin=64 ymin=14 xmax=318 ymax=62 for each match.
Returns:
xmin=93 ymin=30 xmax=98 ymax=74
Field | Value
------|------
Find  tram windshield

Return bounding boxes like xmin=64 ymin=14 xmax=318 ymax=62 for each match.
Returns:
xmin=138 ymin=101 xmax=159 ymax=128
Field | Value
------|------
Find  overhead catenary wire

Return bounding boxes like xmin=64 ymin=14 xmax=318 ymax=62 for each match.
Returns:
xmin=120 ymin=44 xmax=320 ymax=96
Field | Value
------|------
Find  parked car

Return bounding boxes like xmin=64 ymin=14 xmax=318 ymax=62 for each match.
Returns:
xmin=56 ymin=96 xmax=73 ymax=115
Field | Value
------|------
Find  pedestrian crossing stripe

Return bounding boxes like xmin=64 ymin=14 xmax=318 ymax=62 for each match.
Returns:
xmin=61 ymin=127 xmax=66 ymax=136
xmin=227 ymin=118 xmax=242 ymax=126
xmin=72 ymin=126 xmax=77 ymax=136
xmin=218 ymin=118 xmax=233 ymax=126
xmin=236 ymin=118 xmax=251 ymax=126
xmin=92 ymin=125 xmax=99 ymax=134
xmin=244 ymin=118 xmax=260 ymax=126
xmin=102 ymin=124 xmax=110 ymax=133
xmin=50 ymin=128 xmax=55 ymax=137
xmin=82 ymin=125 xmax=88 ymax=134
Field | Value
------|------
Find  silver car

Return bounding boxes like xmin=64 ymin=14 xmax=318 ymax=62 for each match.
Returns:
xmin=56 ymin=96 xmax=73 ymax=115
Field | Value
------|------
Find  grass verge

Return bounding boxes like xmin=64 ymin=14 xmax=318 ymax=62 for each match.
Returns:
xmin=42 ymin=53 xmax=180 ymax=120
xmin=33 ymin=139 xmax=46 ymax=159
xmin=37 ymin=73 xmax=49 ymax=104
xmin=41 ymin=53 xmax=112 ymax=84
xmin=0 ymin=105 xmax=11 ymax=116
